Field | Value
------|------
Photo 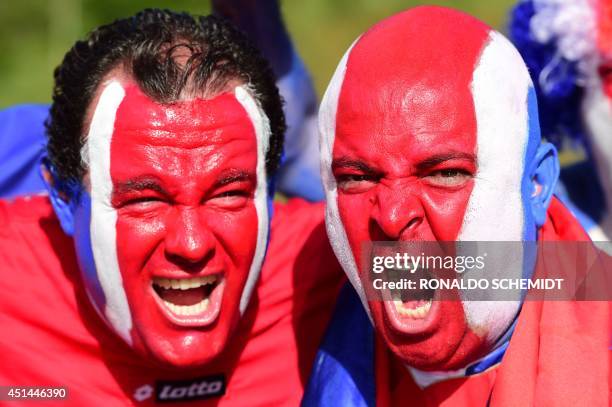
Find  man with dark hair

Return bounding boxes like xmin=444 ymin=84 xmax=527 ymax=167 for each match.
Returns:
xmin=0 ymin=8 xmax=342 ymax=405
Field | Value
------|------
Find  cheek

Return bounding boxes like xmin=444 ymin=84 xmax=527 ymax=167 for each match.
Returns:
xmin=207 ymin=206 xmax=259 ymax=271
xmin=422 ymin=181 xmax=474 ymax=241
xmin=115 ymin=213 xmax=166 ymax=278
xmin=337 ymin=192 xmax=373 ymax=261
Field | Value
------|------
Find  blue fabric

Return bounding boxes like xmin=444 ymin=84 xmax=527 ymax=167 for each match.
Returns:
xmin=0 ymin=104 xmax=48 ymax=198
xmin=302 ymin=283 xmax=376 ymax=407
xmin=465 ymin=336 xmax=511 ymax=376
xmin=274 ymin=50 xmax=324 ymax=201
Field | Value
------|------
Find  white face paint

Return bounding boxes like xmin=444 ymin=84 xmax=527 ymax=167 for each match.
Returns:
xmin=318 ymin=39 xmax=371 ymax=319
xmin=460 ymin=31 xmax=532 ymax=347
xmin=85 ymin=81 xmax=132 ymax=344
xmin=234 ymin=85 xmax=271 ymax=314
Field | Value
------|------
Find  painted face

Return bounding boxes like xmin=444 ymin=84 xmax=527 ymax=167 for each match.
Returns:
xmin=71 ymin=80 xmax=270 ymax=366
xmin=319 ymin=7 xmax=541 ymax=371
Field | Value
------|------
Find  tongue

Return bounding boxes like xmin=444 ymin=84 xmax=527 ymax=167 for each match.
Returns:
xmin=157 ymin=287 xmax=206 ymax=306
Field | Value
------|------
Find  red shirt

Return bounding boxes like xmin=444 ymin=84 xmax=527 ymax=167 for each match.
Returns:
xmin=0 ymin=195 xmax=344 ymax=406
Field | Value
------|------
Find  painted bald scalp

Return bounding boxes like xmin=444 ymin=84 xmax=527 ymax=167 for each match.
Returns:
xmin=337 ymin=6 xmax=489 ymax=134
xmin=320 ymin=5 xmax=544 ymax=372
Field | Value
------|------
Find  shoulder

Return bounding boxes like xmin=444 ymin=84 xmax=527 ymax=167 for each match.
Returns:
xmin=0 ymin=195 xmax=68 ymax=274
xmin=268 ymin=198 xmax=335 ymax=264
xmin=0 ymin=194 xmax=56 ymax=230
xmin=541 ymin=196 xmax=591 ymax=241
xmin=269 ymin=198 xmax=327 ymax=250
xmin=272 ymin=198 xmax=325 ymax=227
xmin=263 ymin=197 xmax=343 ymax=303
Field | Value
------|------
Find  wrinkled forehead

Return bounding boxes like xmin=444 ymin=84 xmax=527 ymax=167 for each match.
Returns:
xmin=325 ymin=7 xmax=537 ymax=169
xmin=336 ymin=7 xmax=490 ymax=142
xmin=112 ymin=83 xmax=257 ymax=149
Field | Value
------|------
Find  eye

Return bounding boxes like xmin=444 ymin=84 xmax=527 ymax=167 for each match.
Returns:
xmin=208 ymin=188 xmax=252 ymax=209
xmin=424 ymin=169 xmax=472 ymax=187
xmin=126 ymin=196 xmax=162 ymax=204
xmin=121 ymin=196 xmax=165 ymax=208
xmin=114 ymin=196 xmax=168 ymax=216
xmin=336 ymin=173 xmax=378 ymax=193
xmin=216 ymin=190 xmax=250 ymax=198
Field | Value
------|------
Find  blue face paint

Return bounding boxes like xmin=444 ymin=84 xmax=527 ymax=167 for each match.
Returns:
xmin=521 ymin=86 xmax=560 ymax=283
xmin=520 ymin=86 xmax=542 ymax=288
xmin=42 ymin=159 xmax=109 ymax=321
xmin=522 ymin=86 xmax=542 ymax=243
xmin=72 ymin=189 xmax=107 ymax=316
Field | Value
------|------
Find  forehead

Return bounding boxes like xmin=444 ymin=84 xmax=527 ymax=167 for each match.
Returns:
xmin=112 ymin=84 xmax=256 ymax=149
xmin=85 ymin=82 xmax=261 ymax=186
xmin=334 ymin=8 xmax=490 ymax=157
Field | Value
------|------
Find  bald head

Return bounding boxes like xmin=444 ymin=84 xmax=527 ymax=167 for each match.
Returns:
xmin=319 ymin=6 xmax=558 ymax=371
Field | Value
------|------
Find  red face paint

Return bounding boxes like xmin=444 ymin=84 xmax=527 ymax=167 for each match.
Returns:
xmin=109 ymin=84 xmax=260 ymax=366
xmin=333 ymin=8 xmax=491 ymax=370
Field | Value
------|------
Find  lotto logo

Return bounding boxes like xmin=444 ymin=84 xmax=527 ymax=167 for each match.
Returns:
xmin=155 ymin=375 xmax=226 ymax=403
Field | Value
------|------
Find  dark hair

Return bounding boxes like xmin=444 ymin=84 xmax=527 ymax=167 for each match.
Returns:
xmin=46 ymin=8 xmax=285 ymax=194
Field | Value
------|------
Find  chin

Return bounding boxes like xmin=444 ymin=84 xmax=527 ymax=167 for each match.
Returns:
xmin=137 ymin=325 xmax=233 ymax=368
xmin=129 ymin=293 xmax=240 ymax=369
xmin=372 ymin=299 xmax=487 ymax=371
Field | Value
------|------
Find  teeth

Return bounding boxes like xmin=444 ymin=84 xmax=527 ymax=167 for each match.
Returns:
xmin=153 ymin=275 xmax=217 ymax=290
xmin=163 ymin=298 xmax=210 ymax=316
xmin=394 ymin=299 xmax=432 ymax=319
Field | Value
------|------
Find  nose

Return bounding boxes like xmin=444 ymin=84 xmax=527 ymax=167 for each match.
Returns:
xmin=371 ymin=186 xmax=424 ymax=239
xmin=165 ymin=207 xmax=215 ymax=265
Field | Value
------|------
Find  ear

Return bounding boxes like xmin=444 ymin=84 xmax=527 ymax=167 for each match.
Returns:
xmin=40 ymin=157 xmax=76 ymax=236
xmin=529 ymin=142 xmax=560 ymax=227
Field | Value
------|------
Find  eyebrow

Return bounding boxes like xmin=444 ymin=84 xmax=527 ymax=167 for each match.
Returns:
xmin=332 ymin=157 xmax=379 ymax=174
xmin=114 ymin=177 xmax=168 ymax=195
xmin=214 ymin=170 xmax=255 ymax=187
xmin=415 ymin=152 xmax=476 ymax=172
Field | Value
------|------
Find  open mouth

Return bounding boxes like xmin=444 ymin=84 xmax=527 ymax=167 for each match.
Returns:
xmin=151 ymin=274 xmax=224 ymax=327
xmin=382 ymin=268 xmax=439 ymax=334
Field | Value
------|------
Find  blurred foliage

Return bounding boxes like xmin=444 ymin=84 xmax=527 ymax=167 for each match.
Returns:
xmin=0 ymin=0 xmax=516 ymax=107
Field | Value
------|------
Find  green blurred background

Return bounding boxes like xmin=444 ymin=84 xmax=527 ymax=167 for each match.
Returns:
xmin=0 ymin=0 xmax=516 ymax=107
